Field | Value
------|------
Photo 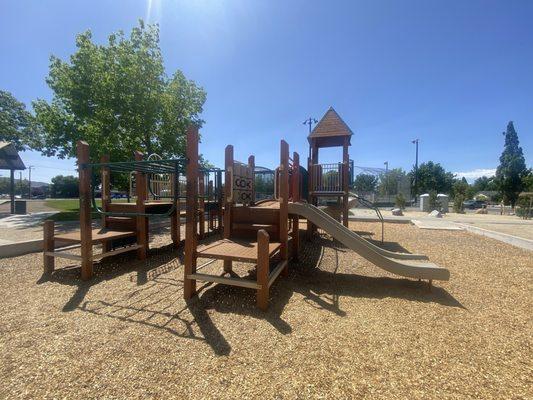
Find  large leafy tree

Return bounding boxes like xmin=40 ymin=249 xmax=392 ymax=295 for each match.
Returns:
xmin=495 ymin=121 xmax=528 ymax=206
xmin=33 ymin=20 xmax=206 ymax=164
xmin=409 ymin=161 xmax=455 ymax=195
xmin=50 ymin=175 xmax=79 ymax=198
xmin=377 ymin=168 xmax=407 ymax=196
xmin=352 ymin=173 xmax=378 ymax=192
xmin=0 ymin=90 xmax=34 ymax=151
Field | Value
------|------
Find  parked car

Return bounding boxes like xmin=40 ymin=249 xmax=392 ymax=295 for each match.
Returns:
xmin=463 ymin=199 xmax=486 ymax=209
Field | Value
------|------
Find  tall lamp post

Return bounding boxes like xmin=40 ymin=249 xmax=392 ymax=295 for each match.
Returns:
xmin=303 ymin=117 xmax=318 ymax=134
xmin=411 ymin=139 xmax=419 ymax=204
xmin=384 ymin=161 xmax=389 ymax=201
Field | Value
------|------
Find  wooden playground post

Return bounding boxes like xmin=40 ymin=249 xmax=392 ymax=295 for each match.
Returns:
xmin=342 ymin=135 xmax=349 ymax=227
xmin=184 ymin=126 xmax=199 ymax=300
xmin=170 ymin=169 xmax=179 ymax=248
xmin=223 ymin=145 xmax=233 ymax=272
xmin=77 ymin=140 xmax=93 ymax=280
xmin=43 ymin=220 xmax=55 ymax=273
xmin=292 ymin=151 xmax=300 ymax=261
xmin=256 ymin=229 xmax=270 ymax=311
xmin=199 ymin=172 xmax=205 ymax=239
xmin=101 ymin=154 xmax=112 ymax=252
xmin=208 ymin=180 xmax=214 ymax=230
xmin=135 ymin=151 xmax=148 ymax=260
xmin=248 ymin=155 xmax=255 ymax=204
xmin=217 ymin=170 xmax=223 ymax=234
xmin=279 ymin=140 xmax=289 ymax=276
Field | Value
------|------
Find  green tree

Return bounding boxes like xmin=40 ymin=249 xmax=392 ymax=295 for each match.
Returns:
xmin=472 ymin=176 xmax=498 ymax=193
xmin=409 ymin=161 xmax=454 ymax=195
xmin=0 ymin=90 xmax=34 ymax=151
xmin=522 ymin=169 xmax=533 ymax=192
xmin=452 ymin=177 xmax=475 ymax=199
xmin=495 ymin=121 xmax=528 ymax=206
xmin=377 ymin=168 xmax=407 ymax=196
xmin=353 ymin=173 xmax=378 ymax=192
xmin=33 ymin=20 xmax=206 ymax=165
xmin=51 ymin=175 xmax=79 ymax=198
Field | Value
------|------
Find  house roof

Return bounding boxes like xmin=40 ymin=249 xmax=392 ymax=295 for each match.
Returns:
xmin=308 ymin=107 xmax=353 ymax=147
xmin=0 ymin=142 xmax=26 ymax=170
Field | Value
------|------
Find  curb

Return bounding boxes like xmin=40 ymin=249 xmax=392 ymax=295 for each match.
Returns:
xmin=457 ymin=223 xmax=533 ymax=251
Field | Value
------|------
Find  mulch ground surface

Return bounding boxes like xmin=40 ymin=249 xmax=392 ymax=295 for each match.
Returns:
xmin=0 ymin=222 xmax=531 ymax=399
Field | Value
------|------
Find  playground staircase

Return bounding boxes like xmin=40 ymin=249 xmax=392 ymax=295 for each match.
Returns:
xmin=105 ymin=216 xmax=136 ymax=231
xmin=231 ymin=204 xmax=281 ymax=241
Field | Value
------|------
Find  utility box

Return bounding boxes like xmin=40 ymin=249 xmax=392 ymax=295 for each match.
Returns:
xmin=14 ymin=200 xmax=27 ymax=215
xmin=419 ymin=193 xmax=430 ymax=212
xmin=437 ymin=194 xmax=449 ymax=213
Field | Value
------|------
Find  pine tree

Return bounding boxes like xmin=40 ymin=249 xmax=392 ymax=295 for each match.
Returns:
xmin=495 ymin=121 xmax=527 ymax=207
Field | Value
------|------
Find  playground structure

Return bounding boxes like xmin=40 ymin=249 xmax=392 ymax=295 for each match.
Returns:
xmin=43 ymin=127 xmax=223 ymax=280
xmin=183 ymin=132 xmax=301 ymax=310
xmin=42 ymin=108 xmax=450 ymax=310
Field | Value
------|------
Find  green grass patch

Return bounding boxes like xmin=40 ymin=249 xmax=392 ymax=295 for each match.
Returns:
xmin=45 ymin=198 xmax=129 ymax=222
xmin=48 ymin=211 xmax=100 ymax=222
xmin=46 ymin=199 xmax=103 ymax=212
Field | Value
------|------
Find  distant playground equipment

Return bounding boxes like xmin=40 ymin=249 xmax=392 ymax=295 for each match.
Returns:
xmin=42 ymin=108 xmax=450 ymax=310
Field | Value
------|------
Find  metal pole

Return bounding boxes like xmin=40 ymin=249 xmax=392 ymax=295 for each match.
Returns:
xmin=412 ymin=139 xmax=419 ymax=204
xmin=28 ymin=165 xmax=34 ymax=199
xmin=384 ymin=161 xmax=389 ymax=202
xmin=10 ymin=169 xmax=15 ymax=214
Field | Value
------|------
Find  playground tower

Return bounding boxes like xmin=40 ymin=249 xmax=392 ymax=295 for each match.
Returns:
xmin=307 ymin=107 xmax=353 ymax=229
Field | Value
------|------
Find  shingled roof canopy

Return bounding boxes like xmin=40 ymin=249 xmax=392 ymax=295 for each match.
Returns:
xmin=0 ymin=142 xmax=26 ymax=170
xmin=308 ymin=107 xmax=353 ymax=148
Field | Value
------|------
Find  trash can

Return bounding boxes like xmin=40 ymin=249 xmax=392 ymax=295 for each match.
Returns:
xmin=14 ymin=200 xmax=27 ymax=214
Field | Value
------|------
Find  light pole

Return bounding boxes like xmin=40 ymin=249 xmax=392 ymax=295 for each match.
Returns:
xmin=411 ymin=139 xmax=419 ymax=203
xmin=384 ymin=161 xmax=389 ymax=201
xmin=28 ymin=165 xmax=34 ymax=199
xmin=303 ymin=117 xmax=318 ymax=134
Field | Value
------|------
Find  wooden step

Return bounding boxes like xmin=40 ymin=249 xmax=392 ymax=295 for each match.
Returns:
xmin=106 ymin=216 xmax=136 ymax=230
xmin=232 ymin=223 xmax=278 ymax=233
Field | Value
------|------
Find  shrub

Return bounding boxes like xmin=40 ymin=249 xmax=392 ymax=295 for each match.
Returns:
xmin=395 ymin=193 xmax=406 ymax=210
xmin=516 ymin=194 xmax=532 ymax=219
xmin=453 ymin=194 xmax=465 ymax=213
xmin=428 ymin=190 xmax=439 ymax=211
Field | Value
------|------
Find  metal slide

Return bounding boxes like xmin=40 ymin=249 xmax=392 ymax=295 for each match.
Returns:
xmin=288 ymin=202 xmax=450 ymax=281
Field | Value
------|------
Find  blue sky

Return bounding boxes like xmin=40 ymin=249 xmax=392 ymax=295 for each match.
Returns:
xmin=1 ymin=0 xmax=531 ymax=183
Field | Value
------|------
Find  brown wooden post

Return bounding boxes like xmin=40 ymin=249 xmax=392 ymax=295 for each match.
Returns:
xmin=223 ymin=145 xmax=233 ymax=272
xmin=342 ymin=136 xmax=349 ymax=227
xmin=101 ymin=154 xmax=112 ymax=252
xmin=184 ymin=126 xmax=199 ymax=299
xmin=208 ymin=180 xmax=214 ymax=231
xmin=217 ymin=170 xmax=223 ymax=234
xmin=279 ymin=140 xmax=289 ymax=276
xmin=135 ymin=151 xmax=148 ymax=259
xmin=170 ymin=170 xmax=179 ymax=248
xmin=43 ymin=219 xmax=55 ymax=273
xmin=307 ymin=140 xmax=319 ymax=238
xmin=248 ymin=155 xmax=255 ymax=204
xmin=198 ymin=172 xmax=205 ymax=239
xmin=256 ymin=229 xmax=270 ymax=311
xmin=292 ymin=152 xmax=300 ymax=261
xmin=77 ymin=140 xmax=93 ymax=280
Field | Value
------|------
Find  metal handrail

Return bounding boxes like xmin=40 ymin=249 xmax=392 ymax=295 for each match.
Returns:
xmin=349 ymin=192 xmax=385 ymax=243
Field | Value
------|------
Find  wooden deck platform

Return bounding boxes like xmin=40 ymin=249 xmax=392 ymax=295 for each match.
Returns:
xmin=54 ymin=228 xmax=137 ymax=244
xmin=196 ymin=239 xmax=281 ymax=263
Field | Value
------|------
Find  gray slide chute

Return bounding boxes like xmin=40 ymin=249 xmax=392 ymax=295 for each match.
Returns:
xmin=288 ymin=202 xmax=450 ymax=281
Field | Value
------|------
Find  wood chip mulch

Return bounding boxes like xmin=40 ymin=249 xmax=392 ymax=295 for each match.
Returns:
xmin=0 ymin=222 xmax=531 ymax=399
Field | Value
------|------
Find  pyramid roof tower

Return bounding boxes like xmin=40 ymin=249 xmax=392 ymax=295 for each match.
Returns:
xmin=308 ymin=107 xmax=353 ymax=147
